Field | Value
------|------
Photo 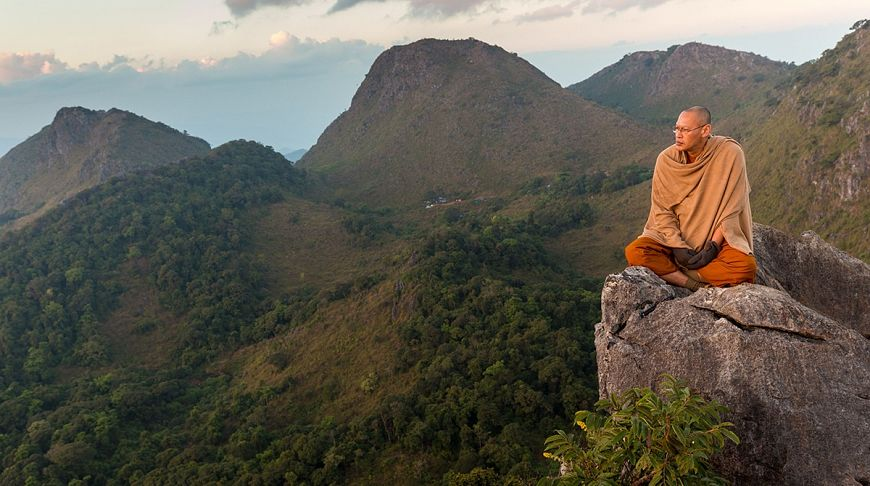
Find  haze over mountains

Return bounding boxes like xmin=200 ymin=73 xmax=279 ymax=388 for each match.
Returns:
xmin=0 ymin=20 xmax=868 ymax=485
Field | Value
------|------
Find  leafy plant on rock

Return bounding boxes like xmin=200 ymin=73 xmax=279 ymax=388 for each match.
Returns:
xmin=539 ymin=374 xmax=739 ymax=486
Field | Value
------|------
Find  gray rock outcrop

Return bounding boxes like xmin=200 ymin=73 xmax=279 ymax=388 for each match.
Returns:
xmin=753 ymin=224 xmax=870 ymax=337
xmin=595 ymin=224 xmax=870 ymax=485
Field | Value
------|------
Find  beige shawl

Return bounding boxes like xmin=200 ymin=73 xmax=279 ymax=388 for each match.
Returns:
xmin=641 ymin=136 xmax=753 ymax=254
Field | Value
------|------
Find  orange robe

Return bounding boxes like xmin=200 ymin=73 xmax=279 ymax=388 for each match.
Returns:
xmin=626 ymin=136 xmax=756 ymax=287
xmin=625 ymin=237 xmax=756 ymax=287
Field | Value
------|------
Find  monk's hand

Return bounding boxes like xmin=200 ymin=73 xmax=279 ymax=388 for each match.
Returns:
xmin=672 ymin=248 xmax=697 ymax=267
xmin=685 ymin=241 xmax=721 ymax=270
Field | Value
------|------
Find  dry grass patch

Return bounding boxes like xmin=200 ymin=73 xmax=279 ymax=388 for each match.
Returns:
xmin=252 ymin=197 xmax=405 ymax=296
xmin=547 ymin=184 xmax=649 ymax=278
xmin=222 ymin=275 xmax=417 ymax=423
xmin=100 ymin=259 xmax=183 ymax=369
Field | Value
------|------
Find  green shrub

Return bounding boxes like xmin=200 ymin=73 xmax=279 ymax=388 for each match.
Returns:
xmin=539 ymin=374 xmax=738 ymax=486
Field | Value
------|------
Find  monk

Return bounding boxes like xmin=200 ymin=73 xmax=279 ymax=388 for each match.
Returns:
xmin=624 ymin=106 xmax=756 ymax=290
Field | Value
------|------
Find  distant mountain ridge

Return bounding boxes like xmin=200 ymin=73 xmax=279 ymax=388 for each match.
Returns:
xmin=299 ymin=38 xmax=664 ymax=207
xmin=0 ymin=107 xmax=210 ymax=225
xmin=283 ymin=148 xmax=307 ymax=162
xmin=2 ymin=24 xmax=870 ymax=486
xmin=569 ymin=42 xmax=793 ymax=126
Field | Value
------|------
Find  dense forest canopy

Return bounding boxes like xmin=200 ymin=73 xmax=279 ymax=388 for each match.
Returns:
xmin=0 ymin=138 xmax=657 ymax=484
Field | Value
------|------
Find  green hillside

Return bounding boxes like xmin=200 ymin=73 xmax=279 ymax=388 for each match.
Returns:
xmin=299 ymin=38 xmax=665 ymax=209
xmin=4 ymin=21 xmax=869 ymax=485
xmin=741 ymin=20 xmax=870 ymax=260
xmin=0 ymin=107 xmax=210 ymax=228
xmin=0 ymin=137 xmax=654 ymax=484
xmin=568 ymin=42 xmax=793 ymax=127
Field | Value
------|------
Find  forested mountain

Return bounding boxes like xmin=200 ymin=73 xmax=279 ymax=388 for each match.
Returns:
xmin=2 ymin=21 xmax=869 ymax=485
xmin=299 ymin=38 xmax=664 ymax=208
xmin=742 ymin=20 xmax=870 ymax=260
xmin=568 ymin=42 xmax=793 ymax=127
xmin=0 ymin=107 xmax=210 ymax=227
xmin=0 ymin=136 xmax=621 ymax=484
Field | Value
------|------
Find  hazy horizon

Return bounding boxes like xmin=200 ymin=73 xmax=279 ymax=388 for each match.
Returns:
xmin=1 ymin=1 xmax=865 ymax=156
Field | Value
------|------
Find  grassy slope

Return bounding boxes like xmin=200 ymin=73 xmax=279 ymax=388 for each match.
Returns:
xmin=743 ymin=22 xmax=870 ymax=260
xmin=251 ymin=197 xmax=406 ymax=293
xmin=300 ymin=39 xmax=661 ymax=209
xmin=569 ymin=42 xmax=793 ymax=128
xmin=547 ymin=183 xmax=650 ymax=277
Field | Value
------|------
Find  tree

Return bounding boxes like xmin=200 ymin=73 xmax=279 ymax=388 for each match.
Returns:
xmin=540 ymin=375 xmax=739 ymax=486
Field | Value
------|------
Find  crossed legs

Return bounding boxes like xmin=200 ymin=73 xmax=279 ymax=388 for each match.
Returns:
xmin=624 ymin=237 xmax=756 ymax=288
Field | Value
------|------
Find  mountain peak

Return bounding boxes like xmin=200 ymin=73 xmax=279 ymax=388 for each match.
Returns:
xmin=353 ymin=38 xmax=555 ymax=113
xmin=570 ymin=42 xmax=792 ymax=126
xmin=0 ymin=107 xmax=210 ymax=226
xmin=300 ymin=38 xmax=657 ymax=207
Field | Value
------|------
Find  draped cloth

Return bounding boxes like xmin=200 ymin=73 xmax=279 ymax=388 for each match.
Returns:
xmin=640 ymin=136 xmax=753 ymax=255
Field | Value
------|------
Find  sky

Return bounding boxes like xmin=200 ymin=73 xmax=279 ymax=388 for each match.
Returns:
xmin=0 ymin=0 xmax=866 ymax=155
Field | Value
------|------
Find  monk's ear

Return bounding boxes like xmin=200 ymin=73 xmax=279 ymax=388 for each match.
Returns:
xmin=702 ymin=124 xmax=712 ymax=137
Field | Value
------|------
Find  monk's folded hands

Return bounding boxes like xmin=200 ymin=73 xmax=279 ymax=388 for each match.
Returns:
xmin=672 ymin=248 xmax=697 ymax=267
xmin=685 ymin=241 xmax=721 ymax=269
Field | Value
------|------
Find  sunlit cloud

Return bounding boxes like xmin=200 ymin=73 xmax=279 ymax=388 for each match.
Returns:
xmin=270 ymin=31 xmax=293 ymax=47
xmin=0 ymin=52 xmax=68 ymax=83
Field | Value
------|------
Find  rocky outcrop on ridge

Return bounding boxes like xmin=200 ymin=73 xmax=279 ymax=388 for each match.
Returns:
xmin=753 ymin=224 xmax=870 ymax=337
xmin=595 ymin=223 xmax=870 ymax=484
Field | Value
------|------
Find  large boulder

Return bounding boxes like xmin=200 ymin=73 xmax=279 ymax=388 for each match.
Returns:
xmin=753 ymin=223 xmax=870 ymax=337
xmin=595 ymin=224 xmax=870 ymax=485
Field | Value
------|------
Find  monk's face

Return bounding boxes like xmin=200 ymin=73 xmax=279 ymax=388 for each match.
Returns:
xmin=673 ymin=111 xmax=711 ymax=154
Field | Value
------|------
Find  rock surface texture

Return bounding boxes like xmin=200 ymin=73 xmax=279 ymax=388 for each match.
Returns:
xmin=595 ymin=223 xmax=870 ymax=485
xmin=753 ymin=223 xmax=870 ymax=337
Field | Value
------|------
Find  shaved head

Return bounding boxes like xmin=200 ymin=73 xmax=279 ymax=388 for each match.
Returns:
xmin=683 ymin=106 xmax=711 ymax=126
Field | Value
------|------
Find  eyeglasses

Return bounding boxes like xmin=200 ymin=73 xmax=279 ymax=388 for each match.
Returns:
xmin=672 ymin=125 xmax=707 ymax=134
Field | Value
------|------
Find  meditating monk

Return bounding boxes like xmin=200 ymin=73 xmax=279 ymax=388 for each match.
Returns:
xmin=624 ymin=106 xmax=756 ymax=290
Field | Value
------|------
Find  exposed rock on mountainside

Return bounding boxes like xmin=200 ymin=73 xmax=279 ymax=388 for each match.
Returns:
xmin=299 ymin=38 xmax=663 ymax=207
xmin=745 ymin=20 xmax=870 ymax=261
xmin=569 ymin=42 xmax=792 ymax=126
xmin=0 ymin=107 xmax=210 ymax=225
xmin=595 ymin=224 xmax=870 ymax=484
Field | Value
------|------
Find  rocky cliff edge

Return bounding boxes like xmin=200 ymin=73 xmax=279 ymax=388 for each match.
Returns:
xmin=595 ymin=223 xmax=870 ymax=484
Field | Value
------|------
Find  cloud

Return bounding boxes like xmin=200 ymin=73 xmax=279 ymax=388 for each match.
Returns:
xmin=231 ymin=0 xmax=491 ymax=18
xmin=407 ymin=0 xmax=491 ymax=17
xmin=0 ymin=52 xmax=68 ymax=83
xmin=514 ymin=1 xmax=580 ymax=23
xmin=225 ymin=0 xmax=309 ymax=17
xmin=270 ymin=31 xmax=293 ymax=47
xmin=581 ymin=0 xmax=671 ymax=13
xmin=328 ymin=0 xmax=386 ymax=13
xmin=0 ymin=37 xmax=384 ymax=153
